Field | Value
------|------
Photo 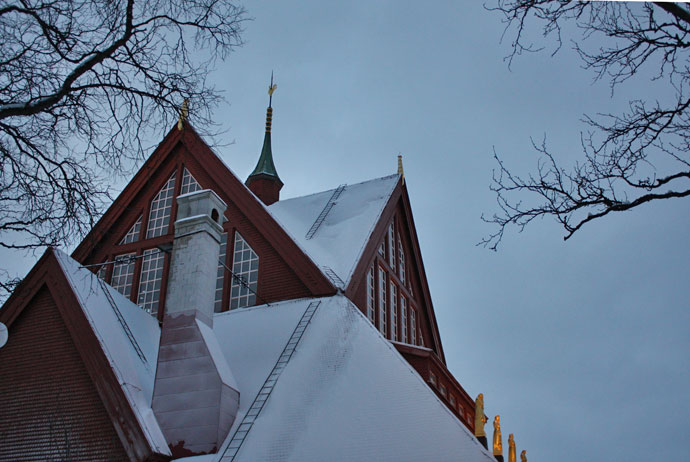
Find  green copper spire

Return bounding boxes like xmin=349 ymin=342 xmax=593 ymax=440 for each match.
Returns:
xmin=247 ymin=73 xmax=282 ymax=185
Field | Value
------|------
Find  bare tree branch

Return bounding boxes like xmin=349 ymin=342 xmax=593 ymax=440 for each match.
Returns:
xmin=0 ymin=0 xmax=246 ymax=298
xmin=482 ymin=1 xmax=690 ymax=249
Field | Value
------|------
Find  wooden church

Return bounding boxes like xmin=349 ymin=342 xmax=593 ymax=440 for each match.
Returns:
xmin=0 ymin=89 xmax=512 ymax=461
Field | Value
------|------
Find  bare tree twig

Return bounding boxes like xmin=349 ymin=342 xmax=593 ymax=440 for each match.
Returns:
xmin=482 ymin=1 xmax=690 ymax=249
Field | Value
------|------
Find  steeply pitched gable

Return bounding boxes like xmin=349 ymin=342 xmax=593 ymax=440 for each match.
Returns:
xmin=268 ymin=175 xmax=399 ymax=289
xmin=0 ymin=248 xmax=170 ymax=461
xmin=346 ymin=178 xmax=446 ymax=362
xmin=72 ymin=123 xmax=335 ymax=317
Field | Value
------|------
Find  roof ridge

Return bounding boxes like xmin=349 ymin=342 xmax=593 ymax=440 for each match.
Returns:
xmin=274 ymin=173 xmax=399 ymax=204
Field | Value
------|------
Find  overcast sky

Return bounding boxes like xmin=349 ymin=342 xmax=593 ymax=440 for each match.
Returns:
xmin=210 ymin=2 xmax=689 ymax=461
xmin=6 ymin=2 xmax=690 ymax=461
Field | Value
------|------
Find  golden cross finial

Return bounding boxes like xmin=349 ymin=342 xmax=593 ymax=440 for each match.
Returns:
xmin=177 ymin=99 xmax=189 ymax=131
xmin=268 ymin=71 xmax=277 ymax=107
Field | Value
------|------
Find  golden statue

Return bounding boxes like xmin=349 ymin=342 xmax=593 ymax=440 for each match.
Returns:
xmin=508 ymin=434 xmax=516 ymax=462
xmin=493 ymin=415 xmax=502 ymax=456
xmin=177 ymin=98 xmax=189 ymax=131
xmin=474 ymin=393 xmax=488 ymax=437
xmin=520 ymin=450 xmax=527 ymax=462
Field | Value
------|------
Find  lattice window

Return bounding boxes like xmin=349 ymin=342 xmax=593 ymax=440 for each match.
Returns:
xmin=378 ymin=267 xmax=387 ymax=336
xmin=137 ymin=249 xmax=165 ymax=315
xmin=388 ymin=223 xmax=395 ymax=267
xmin=390 ymin=282 xmax=398 ymax=341
xmin=214 ymin=232 xmax=228 ymax=313
xmin=401 ymin=295 xmax=408 ymax=343
xmin=410 ymin=308 xmax=417 ymax=346
xmin=120 ymin=216 xmax=142 ymax=244
xmin=146 ymin=172 xmax=176 ymax=239
xmin=398 ymin=237 xmax=406 ymax=283
xmin=367 ymin=265 xmax=375 ymax=323
xmin=378 ymin=241 xmax=385 ymax=257
xmin=180 ymin=167 xmax=202 ymax=195
xmin=230 ymin=232 xmax=259 ymax=310
xmin=111 ymin=253 xmax=136 ymax=298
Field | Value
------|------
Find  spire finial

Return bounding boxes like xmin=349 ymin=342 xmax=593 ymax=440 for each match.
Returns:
xmin=177 ymin=98 xmax=189 ymax=131
xmin=246 ymin=74 xmax=283 ymax=205
xmin=268 ymin=71 xmax=277 ymax=108
xmin=397 ymin=154 xmax=405 ymax=184
xmin=265 ymin=73 xmax=277 ymax=133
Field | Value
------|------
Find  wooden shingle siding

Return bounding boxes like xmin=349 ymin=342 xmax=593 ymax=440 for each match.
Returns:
xmin=0 ymin=287 xmax=129 ymax=462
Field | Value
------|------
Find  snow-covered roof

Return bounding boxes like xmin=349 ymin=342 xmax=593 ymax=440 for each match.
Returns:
xmin=54 ymin=250 xmax=170 ymax=457
xmin=268 ymin=175 xmax=399 ymax=289
xmin=54 ymin=250 xmax=491 ymax=461
xmin=208 ymin=295 xmax=492 ymax=462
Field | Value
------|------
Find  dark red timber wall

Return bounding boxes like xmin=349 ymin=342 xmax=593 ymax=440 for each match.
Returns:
xmin=0 ymin=287 xmax=129 ymax=462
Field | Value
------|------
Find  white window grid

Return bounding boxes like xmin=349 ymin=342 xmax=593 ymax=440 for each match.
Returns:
xmin=137 ymin=249 xmax=165 ymax=315
xmin=388 ymin=223 xmax=395 ymax=267
xmin=146 ymin=172 xmax=176 ymax=239
xmin=398 ymin=236 xmax=406 ymax=283
xmin=410 ymin=309 xmax=417 ymax=346
xmin=180 ymin=167 xmax=202 ymax=195
xmin=214 ymin=232 xmax=228 ymax=313
xmin=230 ymin=232 xmax=258 ymax=310
xmin=401 ymin=295 xmax=408 ymax=343
xmin=378 ymin=268 xmax=387 ymax=336
xmin=111 ymin=253 xmax=136 ymax=298
xmin=367 ymin=265 xmax=375 ymax=323
xmin=390 ymin=282 xmax=398 ymax=342
xmin=378 ymin=241 xmax=385 ymax=257
xmin=120 ymin=215 xmax=142 ymax=245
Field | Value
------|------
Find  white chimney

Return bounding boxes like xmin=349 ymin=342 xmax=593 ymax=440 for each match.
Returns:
xmin=152 ymin=189 xmax=239 ymax=457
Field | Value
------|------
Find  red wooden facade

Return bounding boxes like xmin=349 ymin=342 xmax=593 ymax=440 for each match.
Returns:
xmin=0 ymin=250 xmax=169 ymax=461
xmin=73 ymin=122 xmax=475 ymax=430
xmin=0 ymin=121 xmax=478 ymax=461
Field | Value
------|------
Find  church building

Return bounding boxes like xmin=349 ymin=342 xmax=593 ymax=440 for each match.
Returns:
xmin=0 ymin=87 xmax=517 ymax=461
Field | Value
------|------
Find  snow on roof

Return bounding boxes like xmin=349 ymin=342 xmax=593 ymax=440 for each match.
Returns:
xmin=54 ymin=250 xmax=170 ymax=456
xmin=268 ymin=175 xmax=399 ymax=288
xmin=55 ymin=248 xmax=490 ymax=461
xmin=184 ymin=295 xmax=493 ymax=462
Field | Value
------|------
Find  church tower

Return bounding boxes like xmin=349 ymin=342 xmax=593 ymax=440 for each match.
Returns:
xmin=246 ymin=74 xmax=283 ymax=205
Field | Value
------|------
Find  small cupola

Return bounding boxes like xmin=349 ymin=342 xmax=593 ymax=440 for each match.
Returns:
xmin=246 ymin=74 xmax=283 ymax=206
